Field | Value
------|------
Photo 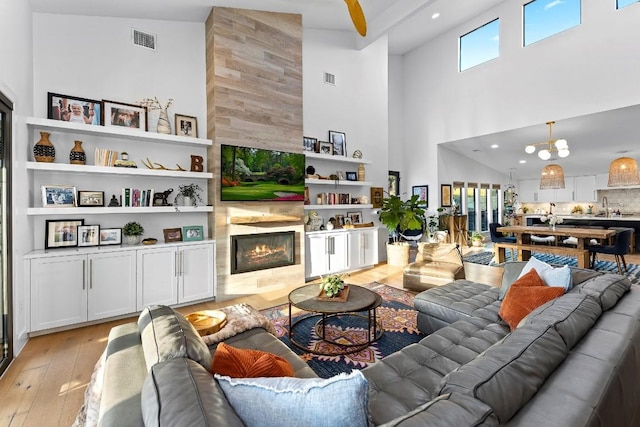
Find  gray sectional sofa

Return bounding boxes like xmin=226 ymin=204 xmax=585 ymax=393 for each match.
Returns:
xmin=96 ymin=263 xmax=640 ymax=426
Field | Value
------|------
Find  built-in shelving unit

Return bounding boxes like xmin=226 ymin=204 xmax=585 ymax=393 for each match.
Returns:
xmin=305 ymin=178 xmax=372 ymax=187
xmin=305 ymin=152 xmax=372 ymax=165
xmin=305 ymin=204 xmax=373 ymax=210
xmin=27 ymin=206 xmax=213 ymax=216
xmin=27 ymin=161 xmax=213 ymax=179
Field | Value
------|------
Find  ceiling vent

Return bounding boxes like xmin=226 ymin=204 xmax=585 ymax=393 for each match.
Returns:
xmin=132 ymin=29 xmax=156 ymax=51
xmin=323 ymin=72 xmax=336 ymax=86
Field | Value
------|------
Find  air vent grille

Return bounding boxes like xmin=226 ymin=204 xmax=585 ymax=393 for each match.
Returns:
xmin=132 ymin=29 xmax=156 ymax=51
xmin=323 ymin=72 xmax=336 ymax=85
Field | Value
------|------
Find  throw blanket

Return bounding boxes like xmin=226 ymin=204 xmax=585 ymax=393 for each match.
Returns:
xmin=201 ymin=303 xmax=276 ymax=346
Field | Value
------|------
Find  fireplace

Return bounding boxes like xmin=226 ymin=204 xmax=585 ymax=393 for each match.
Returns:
xmin=231 ymin=231 xmax=295 ymax=274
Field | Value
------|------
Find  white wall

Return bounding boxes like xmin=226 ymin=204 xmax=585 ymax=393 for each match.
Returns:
xmin=388 ymin=55 xmax=404 ymax=175
xmin=1 ymin=1 xmax=34 ymax=354
xmin=401 ymin=1 xmax=640 ymax=208
xmin=439 ymin=146 xmax=508 ymax=186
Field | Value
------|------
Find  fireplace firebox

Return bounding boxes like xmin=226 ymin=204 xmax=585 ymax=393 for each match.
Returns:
xmin=231 ymin=231 xmax=295 ymax=274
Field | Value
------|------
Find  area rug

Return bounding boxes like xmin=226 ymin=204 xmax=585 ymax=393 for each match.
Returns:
xmin=260 ymin=282 xmax=425 ymax=378
xmin=464 ymin=250 xmax=640 ymax=285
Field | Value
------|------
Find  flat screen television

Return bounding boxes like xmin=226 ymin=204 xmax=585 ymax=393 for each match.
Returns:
xmin=220 ymin=144 xmax=305 ymax=201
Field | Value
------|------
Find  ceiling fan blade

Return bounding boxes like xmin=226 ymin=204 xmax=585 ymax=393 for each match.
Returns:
xmin=344 ymin=0 xmax=367 ymax=37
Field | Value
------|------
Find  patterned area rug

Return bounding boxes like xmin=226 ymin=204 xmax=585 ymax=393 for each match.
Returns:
xmin=464 ymin=250 xmax=640 ymax=285
xmin=260 ymin=282 xmax=424 ymax=378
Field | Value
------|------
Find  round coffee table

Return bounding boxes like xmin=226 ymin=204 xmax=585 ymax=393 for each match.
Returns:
xmin=288 ymin=284 xmax=383 ymax=355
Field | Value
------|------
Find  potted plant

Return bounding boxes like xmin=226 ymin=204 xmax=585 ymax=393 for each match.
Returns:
xmin=378 ymin=193 xmax=425 ymax=266
xmin=319 ymin=274 xmax=346 ymax=298
xmin=122 ymin=221 xmax=144 ymax=245
xmin=175 ymin=183 xmax=203 ymax=207
xmin=471 ymin=231 xmax=484 ymax=247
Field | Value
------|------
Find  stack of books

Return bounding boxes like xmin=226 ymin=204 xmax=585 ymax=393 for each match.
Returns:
xmin=95 ymin=148 xmax=119 ymax=167
xmin=122 ymin=188 xmax=155 ymax=207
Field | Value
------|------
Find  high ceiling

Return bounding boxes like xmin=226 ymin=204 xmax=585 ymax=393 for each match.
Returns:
xmin=28 ymin=0 xmax=640 ymax=180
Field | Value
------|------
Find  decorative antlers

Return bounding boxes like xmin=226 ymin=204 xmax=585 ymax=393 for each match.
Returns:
xmin=141 ymin=157 xmax=186 ymax=172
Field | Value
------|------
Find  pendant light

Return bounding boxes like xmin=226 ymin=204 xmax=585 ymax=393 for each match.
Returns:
xmin=608 ymin=157 xmax=640 ymax=186
xmin=540 ymin=164 xmax=565 ymax=189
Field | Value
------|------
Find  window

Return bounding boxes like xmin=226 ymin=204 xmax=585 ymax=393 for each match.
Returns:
xmin=490 ymin=186 xmax=500 ymax=224
xmin=479 ymin=184 xmax=490 ymax=232
xmin=452 ymin=181 xmax=464 ymax=213
xmin=459 ymin=19 xmax=500 ymax=71
xmin=524 ymin=0 xmax=581 ymax=46
xmin=617 ymin=0 xmax=639 ymax=8
xmin=466 ymin=183 xmax=477 ymax=232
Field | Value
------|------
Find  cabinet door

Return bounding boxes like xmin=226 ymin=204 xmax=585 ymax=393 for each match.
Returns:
xmin=88 ymin=251 xmax=136 ymax=321
xmin=179 ymin=243 xmax=215 ymax=303
xmin=518 ymin=180 xmax=539 ymax=202
xmin=349 ymin=230 xmax=377 ymax=268
xmin=574 ymin=175 xmax=597 ymax=202
xmin=30 ymin=255 xmax=87 ymax=331
xmin=137 ymin=246 xmax=178 ymax=310
xmin=305 ymin=234 xmax=328 ymax=278
xmin=554 ymin=177 xmax=574 ymax=202
xmin=327 ymin=233 xmax=348 ymax=273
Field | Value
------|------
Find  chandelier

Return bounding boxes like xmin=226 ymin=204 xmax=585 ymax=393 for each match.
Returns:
xmin=608 ymin=157 xmax=640 ymax=186
xmin=524 ymin=121 xmax=570 ymax=160
xmin=540 ymin=164 xmax=565 ymax=189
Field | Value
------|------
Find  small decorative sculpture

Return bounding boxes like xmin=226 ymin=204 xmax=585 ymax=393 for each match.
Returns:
xmin=108 ymin=195 xmax=120 ymax=207
xmin=141 ymin=157 xmax=185 ymax=172
xmin=153 ymin=188 xmax=173 ymax=206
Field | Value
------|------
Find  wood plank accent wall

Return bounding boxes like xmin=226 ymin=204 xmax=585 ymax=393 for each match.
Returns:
xmin=205 ymin=7 xmax=304 ymax=300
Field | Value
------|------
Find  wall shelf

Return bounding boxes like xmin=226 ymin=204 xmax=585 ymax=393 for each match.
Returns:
xmin=27 ymin=162 xmax=213 ymax=179
xmin=27 ymin=206 xmax=213 ymax=216
xmin=228 ymin=215 xmax=302 ymax=224
xmin=305 ymin=178 xmax=372 ymax=186
xmin=305 ymin=152 xmax=372 ymax=165
xmin=305 ymin=204 xmax=373 ymax=210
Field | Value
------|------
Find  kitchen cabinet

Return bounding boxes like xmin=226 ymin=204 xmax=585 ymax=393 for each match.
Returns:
xmin=574 ymin=175 xmax=597 ymax=202
xmin=518 ymin=179 xmax=539 ymax=202
xmin=29 ymin=250 xmax=136 ymax=331
xmin=305 ymin=231 xmax=348 ymax=278
xmin=348 ymin=228 xmax=378 ymax=270
xmin=519 ymin=178 xmax=575 ymax=202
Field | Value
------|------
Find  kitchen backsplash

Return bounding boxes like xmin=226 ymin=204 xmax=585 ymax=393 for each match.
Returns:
xmin=520 ymin=188 xmax=640 ymax=215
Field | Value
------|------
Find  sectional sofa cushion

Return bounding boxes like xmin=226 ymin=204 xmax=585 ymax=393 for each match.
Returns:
xmin=571 ymin=272 xmax=631 ymax=310
xmin=141 ymin=357 xmax=244 ymax=427
xmin=215 ymin=371 xmax=369 ymax=427
xmin=417 ymin=242 xmax=460 ymax=264
xmin=438 ymin=324 xmax=568 ymax=424
xmin=210 ymin=342 xmax=294 ymax=378
xmin=138 ymin=305 xmax=212 ymax=372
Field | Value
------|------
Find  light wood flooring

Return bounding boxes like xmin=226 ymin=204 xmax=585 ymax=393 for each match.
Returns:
xmin=0 ymin=247 xmax=635 ymax=427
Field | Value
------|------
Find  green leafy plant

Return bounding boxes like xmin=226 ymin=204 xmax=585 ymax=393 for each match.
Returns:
xmin=378 ymin=194 xmax=425 ymax=243
xmin=471 ymin=231 xmax=483 ymax=241
xmin=320 ymin=274 xmax=346 ymax=298
xmin=123 ymin=221 xmax=144 ymax=236
xmin=175 ymin=183 xmax=204 ymax=206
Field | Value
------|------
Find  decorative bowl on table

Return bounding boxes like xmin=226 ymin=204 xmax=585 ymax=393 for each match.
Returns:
xmin=185 ymin=310 xmax=228 ymax=336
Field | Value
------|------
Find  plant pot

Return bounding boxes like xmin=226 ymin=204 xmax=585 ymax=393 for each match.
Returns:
xmin=386 ymin=242 xmax=410 ymax=267
xmin=123 ymin=235 xmax=141 ymax=245
xmin=472 ymin=238 xmax=483 ymax=247
xmin=182 ymin=196 xmax=192 ymax=206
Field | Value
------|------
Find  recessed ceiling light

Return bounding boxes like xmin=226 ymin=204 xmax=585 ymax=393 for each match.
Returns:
xmin=491 ymin=144 xmax=499 ymax=149
xmin=519 ymin=160 xmax=526 ymax=164
xmin=431 ymin=12 xmax=440 ymax=19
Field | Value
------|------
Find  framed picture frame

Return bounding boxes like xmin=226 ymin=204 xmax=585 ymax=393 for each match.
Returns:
xmin=77 ymin=225 xmax=100 ymax=247
xmin=388 ymin=171 xmax=400 ymax=197
xmin=329 ymin=130 xmax=347 ymax=157
xmin=334 ymin=214 xmax=345 ymax=227
xmin=412 ymin=185 xmax=429 ymax=208
xmin=102 ymin=99 xmax=148 ymax=131
xmin=347 ymin=211 xmax=362 ymax=224
xmin=336 ymin=171 xmax=346 ymax=180
xmin=77 ymin=190 xmax=105 ymax=207
xmin=42 ymin=185 xmax=76 ymax=207
xmin=182 ymin=225 xmax=204 ymax=241
xmin=175 ymin=113 xmax=197 ymax=137
xmin=441 ymin=184 xmax=452 ymax=207
xmin=45 ymin=219 xmax=84 ymax=249
xmin=317 ymin=141 xmax=333 ymax=155
xmin=346 ymin=171 xmax=358 ymax=181
xmin=371 ymin=187 xmax=384 ymax=208
xmin=99 ymin=228 xmax=122 ymax=246
xmin=47 ymin=92 xmax=102 ymax=125
xmin=303 ymin=136 xmax=317 ymax=152
xmin=163 ymin=227 xmax=183 ymax=243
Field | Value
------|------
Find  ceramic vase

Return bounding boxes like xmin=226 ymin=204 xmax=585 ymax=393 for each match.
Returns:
xmin=156 ymin=109 xmax=171 ymax=134
xmin=69 ymin=140 xmax=86 ymax=165
xmin=33 ymin=131 xmax=55 ymax=162
xmin=357 ymin=163 xmax=365 ymax=181
xmin=124 ymin=235 xmax=141 ymax=245
xmin=182 ymin=196 xmax=192 ymax=207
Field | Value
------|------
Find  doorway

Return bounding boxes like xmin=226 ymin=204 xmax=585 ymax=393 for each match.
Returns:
xmin=0 ymin=90 xmax=13 ymax=376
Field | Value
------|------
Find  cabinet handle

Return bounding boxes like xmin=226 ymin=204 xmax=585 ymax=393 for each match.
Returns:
xmin=175 ymin=252 xmax=179 ymax=277
xmin=89 ymin=259 xmax=93 ymax=289
xmin=82 ymin=259 xmax=86 ymax=290
xmin=180 ymin=251 xmax=185 ymax=276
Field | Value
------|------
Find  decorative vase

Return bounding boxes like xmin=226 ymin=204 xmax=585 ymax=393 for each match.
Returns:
xmin=124 ymin=235 xmax=141 ymax=245
xmin=156 ymin=109 xmax=171 ymax=134
xmin=69 ymin=140 xmax=86 ymax=165
xmin=357 ymin=163 xmax=365 ymax=181
xmin=33 ymin=131 xmax=55 ymax=162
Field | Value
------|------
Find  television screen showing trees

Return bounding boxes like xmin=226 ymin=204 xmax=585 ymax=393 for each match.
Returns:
xmin=220 ymin=144 xmax=305 ymax=201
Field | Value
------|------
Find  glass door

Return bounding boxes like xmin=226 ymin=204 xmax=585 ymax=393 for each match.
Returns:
xmin=0 ymin=91 xmax=13 ymax=376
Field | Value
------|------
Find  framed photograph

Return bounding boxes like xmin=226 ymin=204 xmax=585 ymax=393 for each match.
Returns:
xmin=441 ymin=184 xmax=452 ymax=207
xmin=77 ymin=191 xmax=105 ymax=207
xmin=102 ymin=99 xmax=147 ymax=131
xmin=303 ymin=136 xmax=317 ymax=152
xmin=318 ymin=141 xmax=333 ymax=155
xmin=346 ymin=171 xmax=358 ymax=181
xmin=175 ymin=114 xmax=197 ymax=137
xmin=45 ymin=219 xmax=84 ymax=249
xmin=42 ymin=185 xmax=76 ymax=207
xmin=334 ymin=214 xmax=345 ymax=227
xmin=163 ymin=227 xmax=183 ymax=243
xmin=48 ymin=92 xmax=102 ymax=125
xmin=388 ymin=171 xmax=400 ymax=197
xmin=412 ymin=185 xmax=429 ymax=208
xmin=329 ymin=130 xmax=347 ymax=157
xmin=99 ymin=228 xmax=122 ymax=246
xmin=336 ymin=171 xmax=346 ymax=180
xmin=182 ymin=225 xmax=204 ymax=241
xmin=77 ymin=225 xmax=100 ymax=247
xmin=371 ymin=187 xmax=384 ymax=208
xmin=347 ymin=211 xmax=362 ymax=224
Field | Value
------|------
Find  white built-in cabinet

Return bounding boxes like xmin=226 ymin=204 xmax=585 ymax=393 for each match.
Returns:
xmin=305 ymin=228 xmax=379 ymax=279
xmin=573 ymin=175 xmax=598 ymax=202
xmin=26 ymin=241 xmax=215 ymax=333
xmin=518 ymin=175 xmax=597 ymax=202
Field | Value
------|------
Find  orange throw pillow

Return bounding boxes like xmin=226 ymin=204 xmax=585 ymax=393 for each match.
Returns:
xmin=211 ymin=342 xmax=295 ymax=378
xmin=499 ymin=268 xmax=565 ymax=330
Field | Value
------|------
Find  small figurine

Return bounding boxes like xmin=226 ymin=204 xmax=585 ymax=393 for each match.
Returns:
xmin=153 ymin=188 xmax=173 ymax=206
xmin=114 ymin=152 xmax=138 ymax=168
xmin=108 ymin=194 xmax=120 ymax=207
